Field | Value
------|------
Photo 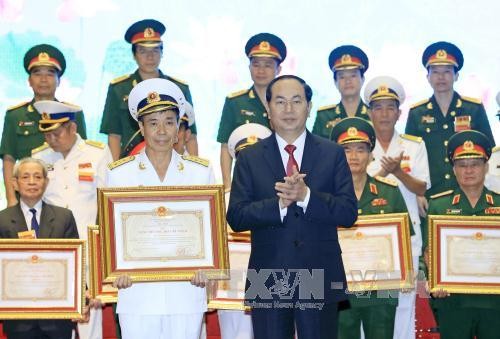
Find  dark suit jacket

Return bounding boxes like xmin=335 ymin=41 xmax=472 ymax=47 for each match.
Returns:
xmin=227 ymin=131 xmax=357 ymax=303
xmin=0 ymin=201 xmax=79 ymax=337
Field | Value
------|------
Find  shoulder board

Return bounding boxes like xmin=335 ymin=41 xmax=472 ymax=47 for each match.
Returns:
xmin=110 ymin=74 xmax=131 ymax=85
xmin=227 ymin=89 xmax=249 ymax=99
xmin=108 ymin=155 xmax=135 ymax=170
xmin=410 ymin=99 xmax=429 ymax=109
xmin=374 ymin=176 xmax=398 ymax=187
xmin=430 ymin=190 xmax=454 ymax=199
xmin=7 ymin=101 xmax=30 ymax=111
xmin=460 ymin=96 xmax=482 ymax=104
xmin=167 ymin=75 xmax=188 ymax=86
xmin=318 ymin=104 xmax=337 ymax=111
xmin=31 ymin=143 xmax=49 ymax=155
xmin=85 ymin=139 xmax=106 ymax=149
xmin=400 ymin=134 xmax=422 ymax=143
xmin=492 ymin=146 xmax=500 ymax=153
xmin=60 ymin=101 xmax=82 ymax=111
xmin=182 ymin=155 xmax=209 ymax=167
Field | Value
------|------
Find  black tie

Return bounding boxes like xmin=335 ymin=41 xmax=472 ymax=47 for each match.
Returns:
xmin=29 ymin=208 xmax=39 ymax=237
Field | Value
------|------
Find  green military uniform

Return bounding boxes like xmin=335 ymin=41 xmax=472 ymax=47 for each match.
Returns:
xmin=0 ymin=100 xmax=87 ymax=160
xmin=99 ymin=70 xmax=196 ymax=156
xmin=339 ymin=175 xmax=410 ymax=339
xmin=312 ymin=101 xmax=369 ymax=139
xmin=426 ymin=187 xmax=500 ymax=339
xmin=405 ymin=92 xmax=495 ymax=196
xmin=216 ymin=87 xmax=270 ymax=143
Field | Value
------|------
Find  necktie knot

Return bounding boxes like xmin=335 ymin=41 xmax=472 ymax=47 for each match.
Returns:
xmin=285 ymin=144 xmax=296 ymax=155
xmin=29 ymin=208 xmax=36 ymax=216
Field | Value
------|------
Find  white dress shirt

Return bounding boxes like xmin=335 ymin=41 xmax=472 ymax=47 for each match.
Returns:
xmin=19 ymin=199 xmax=43 ymax=232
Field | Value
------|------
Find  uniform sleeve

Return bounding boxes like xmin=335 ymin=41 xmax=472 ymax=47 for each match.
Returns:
xmin=75 ymin=110 xmax=87 ymax=139
xmin=393 ymin=186 xmax=414 ymax=235
xmin=413 ymin=142 xmax=431 ymax=190
xmin=216 ymin=97 xmax=235 ymax=143
xmin=405 ymin=108 xmax=419 ymax=136
xmin=180 ymin=85 xmax=197 ymax=134
xmin=312 ymin=110 xmax=327 ymax=137
xmin=474 ymin=103 xmax=496 ymax=147
xmin=0 ymin=111 xmax=18 ymax=159
xmin=96 ymin=147 xmax=113 ymax=188
xmin=100 ymin=84 xmax=122 ymax=135
xmin=65 ymin=210 xmax=80 ymax=239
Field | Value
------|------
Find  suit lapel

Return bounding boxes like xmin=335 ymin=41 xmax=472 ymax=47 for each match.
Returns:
xmin=39 ymin=202 xmax=56 ymax=238
xmin=300 ymin=131 xmax=320 ymax=177
xmin=262 ymin=134 xmax=286 ymax=182
xmin=11 ymin=205 xmax=28 ymax=234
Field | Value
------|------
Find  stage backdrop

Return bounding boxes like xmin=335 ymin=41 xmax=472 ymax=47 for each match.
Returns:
xmin=0 ymin=0 xmax=499 ymax=205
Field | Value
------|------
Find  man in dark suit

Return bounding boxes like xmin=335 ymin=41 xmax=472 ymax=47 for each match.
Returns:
xmin=0 ymin=157 xmax=79 ymax=339
xmin=227 ymin=75 xmax=358 ymax=339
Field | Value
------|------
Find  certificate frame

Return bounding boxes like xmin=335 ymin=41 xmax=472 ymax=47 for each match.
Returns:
xmin=338 ymin=213 xmax=413 ymax=292
xmin=98 ymin=185 xmax=230 ymax=283
xmin=208 ymin=240 xmax=251 ymax=311
xmin=87 ymin=226 xmax=118 ymax=303
xmin=428 ymin=215 xmax=500 ymax=294
xmin=0 ymin=239 xmax=85 ymax=319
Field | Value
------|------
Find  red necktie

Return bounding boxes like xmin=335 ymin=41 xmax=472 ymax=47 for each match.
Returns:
xmin=284 ymin=144 xmax=299 ymax=176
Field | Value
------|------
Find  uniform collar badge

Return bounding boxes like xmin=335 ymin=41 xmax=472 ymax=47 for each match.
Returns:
xmin=369 ymin=183 xmax=378 ymax=195
xmin=486 ymin=194 xmax=494 ymax=205
xmin=452 ymin=194 xmax=460 ymax=205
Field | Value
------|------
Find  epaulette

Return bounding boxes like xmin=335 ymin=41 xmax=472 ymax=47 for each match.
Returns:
xmin=410 ymin=99 xmax=429 ymax=109
xmin=7 ymin=101 xmax=29 ymax=111
xmin=227 ymin=89 xmax=249 ymax=99
xmin=110 ymin=74 xmax=131 ymax=85
xmin=182 ymin=155 xmax=209 ymax=167
xmin=374 ymin=176 xmax=398 ymax=187
xmin=460 ymin=96 xmax=482 ymax=104
xmin=400 ymin=134 xmax=422 ymax=143
xmin=108 ymin=155 xmax=135 ymax=170
xmin=492 ymin=146 xmax=500 ymax=153
xmin=85 ymin=140 xmax=106 ymax=149
xmin=167 ymin=75 xmax=188 ymax=86
xmin=318 ymin=104 xmax=337 ymax=111
xmin=430 ymin=190 xmax=454 ymax=199
xmin=31 ymin=143 xmax=49 ymax=155
xmin=61 ymin=101 xmax=82 ymax=111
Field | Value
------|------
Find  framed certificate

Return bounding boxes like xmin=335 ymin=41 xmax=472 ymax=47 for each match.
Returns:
xmin=0 ymin=239 xmax=85 ymax=319
xmin=428 ymin=215 xmax=500 ymax=294
xmin=338 ymin=213 xmax=413 ymax=291
xmin=208 ymin=240 xmax=250 ymax=311
xmin=98 ymin=185 xmax=230 ymax=283
xmin=87 ymin=226 xmax=118 ymax=303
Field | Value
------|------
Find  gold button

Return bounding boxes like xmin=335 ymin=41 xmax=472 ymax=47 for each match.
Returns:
xmin=64 ymin=185 xmax=68 ymax=189
xmin=263 ymin=113 xmax=267 ymax=117
xmin=443 ymin=124 xmax=448 ymax=129
xmin=445 ymin=174 xmax=450 ymax=179
xmin=444 ymin=140 xmax=448 ymax=146
xmin=24 ymin=130 xmax=29 ymax=135
xmin=380 ymin=210 xmax=385 ymax=214
xmin=426 ymin=128 xmax=430 ymax=133
xmin=445 ymin=158 xmax=449 ymax=163
xmin=245 ymin=120 xmax=249 ymax=124
xmin=63 ymin=166 xmax=67 ymax=170
xmin=450 ymin=111 xmax=456 ymax=117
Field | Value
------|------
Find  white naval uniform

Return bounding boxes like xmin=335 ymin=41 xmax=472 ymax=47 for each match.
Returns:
xmin=367 ymin=132 xmax=430 ymax=339
xmin=218 ymin=190 xmax=253 ymax=339
xmin=33 ymin=134 xmax=112 ymax=339
xmin=106 ymin=150 xmax=215 ymax=339
xmin=486 ymin=146 xmax=500 ymax=192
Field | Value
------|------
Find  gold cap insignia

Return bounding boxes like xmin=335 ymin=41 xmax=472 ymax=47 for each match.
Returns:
xmin=38 ymin=52 xmax=50 ymax=61
xmin=436 ymin=49 xmax=447 ymax=59
xmin=377 ymin=85 xmax=389 ymax=94
xmin=41 ymin=112 xmax=50 ymax=120
xmin=347 ymin=127 xmax=358 ymax=137
xmin=247 ymin=135 xmax=258 ymax=143
xmin=259 ymin=41 xmax=270 ymax=51
xmin=147 ymin=92 xmax=160 ymax=104
xmin=144 ymin=27 xmax=155 ymax=38
xmin=341 ymin=54 xmax=352 ymax=63
xmin=463 ymin=140 xmax=474 ymax=151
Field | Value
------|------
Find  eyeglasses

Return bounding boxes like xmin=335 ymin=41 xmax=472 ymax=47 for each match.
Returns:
xmin=272 ymin=97 xmax=306 ymax=109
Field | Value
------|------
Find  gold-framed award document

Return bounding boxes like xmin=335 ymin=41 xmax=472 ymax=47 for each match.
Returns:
xmin=208 ymin=240 xmax=250 ymax=311
xmin=0 ymin=239 xmax=85 ymax=319
xmin=98 ymin=185 xmax=230 ymax=283
xmin=87 ymin=226 xmax=118 ymax=303
xmin=428 ymin=215 xmax=500 ymax=294
xmin=338 ymin=213 xmax=413 ymax=291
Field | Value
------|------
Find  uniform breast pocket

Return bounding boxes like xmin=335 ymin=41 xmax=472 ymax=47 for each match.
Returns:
xmin=417 ymin=121 xmax=438 ymax=134
xmin=15 ymin=125 xmax=43 ymax=156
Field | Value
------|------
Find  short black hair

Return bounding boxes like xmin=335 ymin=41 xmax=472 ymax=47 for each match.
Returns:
xmin=266 ymin=75 xmax=313 ymax=103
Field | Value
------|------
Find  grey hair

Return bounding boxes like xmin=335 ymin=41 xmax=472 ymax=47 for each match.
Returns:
xmin=13 ymin=157 xmax=49 ymax=178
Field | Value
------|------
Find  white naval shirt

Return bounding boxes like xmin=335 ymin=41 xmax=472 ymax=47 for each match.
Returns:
xmin=486 ymin=147 xmax=500 ymax=192
xmin=33 ymin=134 xmax=113 ymax=241
xmin=106 ymin=150 xmax=215 ymax=315
xmin=367 ymin=132 xmax=430 ymax=256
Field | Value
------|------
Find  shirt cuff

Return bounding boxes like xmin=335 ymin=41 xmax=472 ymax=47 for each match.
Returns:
xmin=279 ymin=201 xmax=288 ymax=222
xmin=296 ymin=187 xmax=310 ymax=212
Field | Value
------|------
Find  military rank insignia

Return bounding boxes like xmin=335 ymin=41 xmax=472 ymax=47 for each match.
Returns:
xmin=485 ymin=207 xmax=500 ymax=214
xmin=369 ymin=183 xmax=378 ymax=195
xmin=421 ymin=115 xmax=435 ymax=124
xmin=371 ymin=198 xmax=387 ymax=207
